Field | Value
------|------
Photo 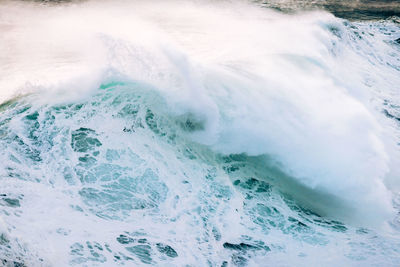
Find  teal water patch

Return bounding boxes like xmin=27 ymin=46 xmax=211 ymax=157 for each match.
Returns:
xmin=71 ymin=128 xmax=102 ymax=153
xmin=0 ymin=81 xmax=399 ymax=266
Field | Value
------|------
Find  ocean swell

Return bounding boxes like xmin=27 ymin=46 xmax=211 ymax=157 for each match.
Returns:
xmin=1 ymin=0 xmax=400 ymax=266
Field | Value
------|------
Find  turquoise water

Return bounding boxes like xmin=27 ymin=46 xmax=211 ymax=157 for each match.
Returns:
xmin=1 ymin=81 xmax=399 ymax=266
xmin=1 ymin=1 xmax=400 ymax=266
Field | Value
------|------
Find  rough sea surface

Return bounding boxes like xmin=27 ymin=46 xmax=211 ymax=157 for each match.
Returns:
xmin=1 ymin=0 xmax=400 ymax=266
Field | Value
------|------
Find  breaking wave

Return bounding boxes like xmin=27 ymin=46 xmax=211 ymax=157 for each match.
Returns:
xmin=1 ymin=0 xmax=400 ymax=266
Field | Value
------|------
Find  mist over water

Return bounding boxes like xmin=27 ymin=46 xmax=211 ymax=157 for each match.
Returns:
xmin=1 ymin=0 xmax=400 ymax=266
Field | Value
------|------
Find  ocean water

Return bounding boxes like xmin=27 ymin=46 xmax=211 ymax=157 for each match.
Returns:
xmin=1 ymin=0 xmax=400 ymax=266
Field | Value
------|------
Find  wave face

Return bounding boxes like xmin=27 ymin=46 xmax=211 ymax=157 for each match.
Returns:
xmin=1 ymin=0 xmax=400 ymax=266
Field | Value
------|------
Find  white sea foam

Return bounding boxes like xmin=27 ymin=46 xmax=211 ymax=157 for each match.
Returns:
xmin=1 ymin=0 xmax=400 ymax=265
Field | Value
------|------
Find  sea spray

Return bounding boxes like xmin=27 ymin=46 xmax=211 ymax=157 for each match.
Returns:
xmin=1 ymin=0 xmax=400 ymax=266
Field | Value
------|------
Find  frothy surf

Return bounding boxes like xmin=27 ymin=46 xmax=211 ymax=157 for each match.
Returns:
xmin=1 ymin=0 xmax=400 ymax=266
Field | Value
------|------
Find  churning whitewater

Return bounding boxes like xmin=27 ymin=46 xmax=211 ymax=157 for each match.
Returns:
xmin=1 ymin=0 xmax=400 ymax=266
